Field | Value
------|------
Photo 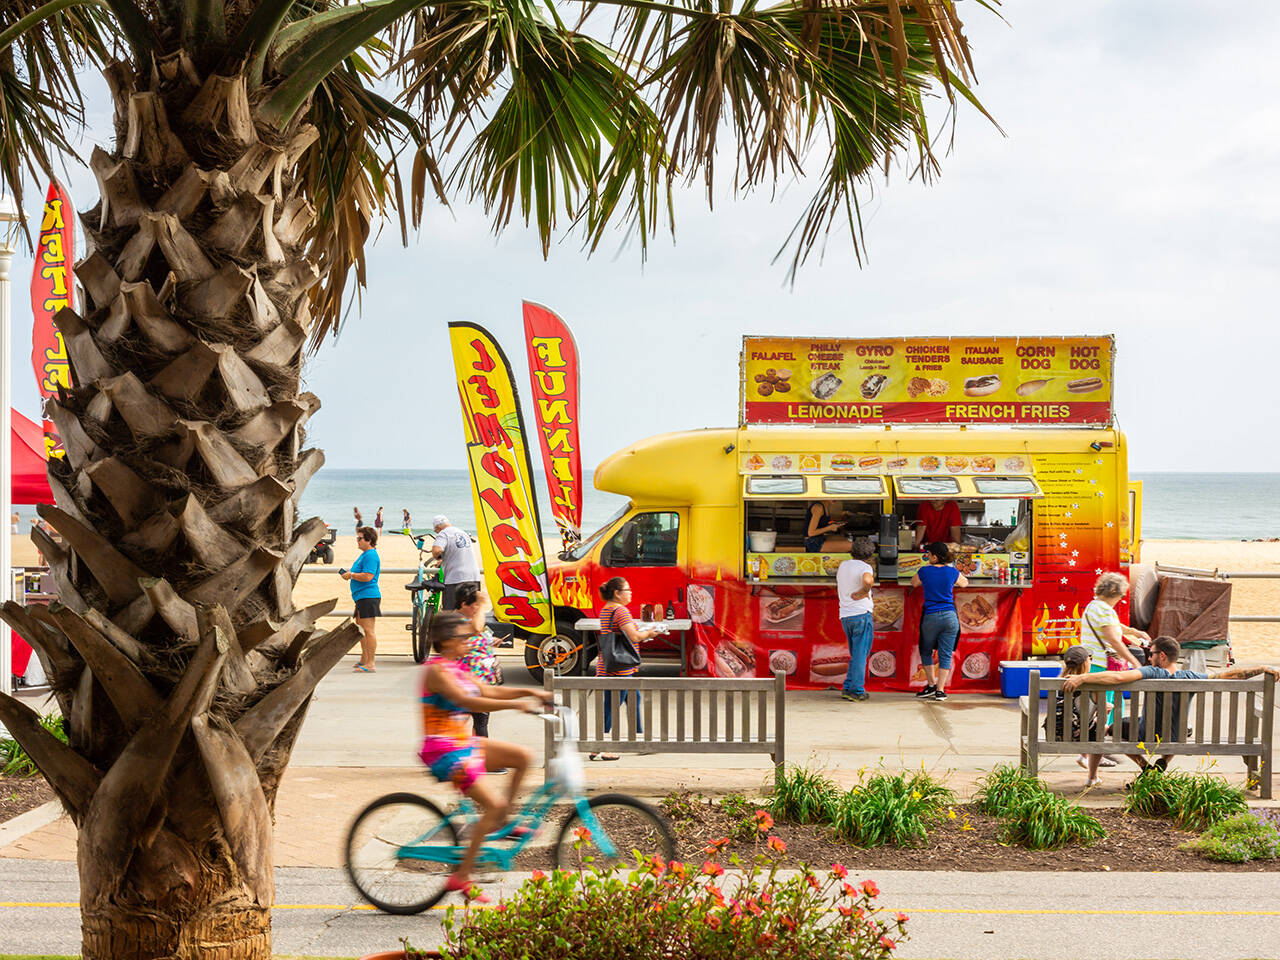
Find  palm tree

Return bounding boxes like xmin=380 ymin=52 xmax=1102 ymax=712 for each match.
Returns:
xmin=0 ymin=0 xmax=992 ymax=956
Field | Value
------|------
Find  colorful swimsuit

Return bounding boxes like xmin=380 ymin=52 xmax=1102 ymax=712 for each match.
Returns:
xmin=419 ymin=656 xmax=486 ymax=792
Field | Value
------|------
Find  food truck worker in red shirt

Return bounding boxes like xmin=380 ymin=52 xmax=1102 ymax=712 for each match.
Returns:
xmin=913 ymin=500 xmax=962 ymax=549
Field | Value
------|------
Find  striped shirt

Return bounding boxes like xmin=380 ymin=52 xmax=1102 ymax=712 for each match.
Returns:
xmin=596 ymin=602 xmax=641 ymax=677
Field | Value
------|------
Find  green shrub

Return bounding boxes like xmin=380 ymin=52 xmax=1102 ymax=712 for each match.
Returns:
xmin=829 ymin=771 xmax=953 ymax=848
xmin=1123 ymin=770 xmax=1247 ymax=831
xmin=973 ymin=764 xmax=1048 ymax=817
xmin=998 ymin=793 xmax=1105 ymax=850
xmin=0 ymin=714 xmax=66 ymax=777
xmin=658 ymin=791 xmax=702 ymax=823
xmin=768 ymin=764 xmax=839 ymax=825
xmin=1180 ymin=811 xmax=1280 ymax=863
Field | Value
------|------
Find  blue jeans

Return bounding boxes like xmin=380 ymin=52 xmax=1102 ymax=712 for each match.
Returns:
xmin=603 ymin=689 xmax=643 ymax=734
xmin=841 ymin=613 xmax=874 ymax=696
xmin=919 ymin=610 xmax=960 ymax=670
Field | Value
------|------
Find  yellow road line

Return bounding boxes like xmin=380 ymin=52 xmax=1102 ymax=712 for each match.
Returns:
xmin=4 ymin=902 xmax=1279 ymax=917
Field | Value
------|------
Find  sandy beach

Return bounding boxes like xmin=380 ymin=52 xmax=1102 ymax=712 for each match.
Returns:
xmin=8 ymin=531 xmax=1280 ymax=661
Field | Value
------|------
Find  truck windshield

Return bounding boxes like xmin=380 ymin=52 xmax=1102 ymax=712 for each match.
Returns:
xmin=567 ymin=504 xmax=631 ymax=560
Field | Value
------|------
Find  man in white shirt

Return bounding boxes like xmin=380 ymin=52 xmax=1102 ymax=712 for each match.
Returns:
xmin=431 ymin=514 xmax=481 ymax=610
xmin=837 ymin=538 xmax=877 ymax=702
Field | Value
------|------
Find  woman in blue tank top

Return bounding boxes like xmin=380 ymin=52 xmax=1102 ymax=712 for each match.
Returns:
xmin=911 ymin=542 xmax=969 ymax=701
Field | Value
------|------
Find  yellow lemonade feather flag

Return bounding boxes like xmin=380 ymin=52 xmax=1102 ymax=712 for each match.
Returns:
xmin=449 ymin=322 xmax=554 ymax=637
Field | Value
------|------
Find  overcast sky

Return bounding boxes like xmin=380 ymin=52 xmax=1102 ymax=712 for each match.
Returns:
xmin=6 ymin=1 xmax=1279 ymax=473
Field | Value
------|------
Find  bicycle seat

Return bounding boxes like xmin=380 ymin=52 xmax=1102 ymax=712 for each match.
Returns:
xmin=406 ymin=580 xmax=445 ymax=592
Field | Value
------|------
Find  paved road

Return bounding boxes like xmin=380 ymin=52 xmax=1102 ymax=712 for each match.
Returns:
xmin=3 ymin=859 xmax=1279 ymax=959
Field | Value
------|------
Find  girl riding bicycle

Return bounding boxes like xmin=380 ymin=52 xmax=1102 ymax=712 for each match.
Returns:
xmin=421 ymin=612 xmax=552 ymax=898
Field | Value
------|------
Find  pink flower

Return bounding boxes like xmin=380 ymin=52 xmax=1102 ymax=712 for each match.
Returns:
xmin=861 ymin=879 xmax=880 ymax=898
xmin=880 ymin=936 xmax=897 ymax=950
xmin=805 ymin=873 xmax=820 ymax=890
xmin=646 ymin=855 xmax=664 ymax=876
xmin=757 ymin=933 xmax=777 ymax=947
xmin=573 ymin=826 xmax=591 ymax=842
xmin=746 ymin=898 xmax=762 ymax=917
xmin=766 ymin=835 xmax=787 ymax=854
xmin=780 ymin=914 xmax=796 ymax=931
xmin=754 ymin=810 xmax=775 ymax=832
xmin=838 ymin=905 xmax=854 ymax=917
xmin=702 ymin=861 xmax=725 ymax=877
xmin=830 ymin=863 xmax=849 ymax=879
xmin=667 ymin=860 xmax=686 ymax=877
xmin=895 ymin=912 xmax=910 ymax=924
xmin=530 ymin=870 xmax=546 ymax=883
xmin=705 ymin=836 xmax=731 ymax=854
xmin=841 ymin=882 xmax=857 ymax=898
xmin=705 ymin=914 xmax=722 ymax=930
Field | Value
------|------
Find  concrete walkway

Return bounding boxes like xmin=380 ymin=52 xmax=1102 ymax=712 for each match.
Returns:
xmin=3 ymin=651 xmax=1278 ymax=958
xmin=2 ymin=858 xmax=1278 ymax=959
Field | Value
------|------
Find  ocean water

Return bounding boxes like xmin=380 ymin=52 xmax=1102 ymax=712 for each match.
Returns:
xmin=14 ymin=469 xmax=1277 ymax=541
xmin=297 ymin=469 xmax=1280 ymax=542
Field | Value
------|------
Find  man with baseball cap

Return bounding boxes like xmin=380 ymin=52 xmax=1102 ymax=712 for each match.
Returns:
xmin=432 ymin=515 xmax=481 ymax=611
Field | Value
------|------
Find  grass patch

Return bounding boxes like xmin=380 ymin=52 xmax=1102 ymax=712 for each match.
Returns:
xmin=0 ymin=715 xmax=66 ymax=777
xmin=1123 ymin=769 xmax=1247 ymax=831
xmin=998 ymin=792 xmax=1106 ymax=850
xmin=1180 ymin=810 xmax=1280 ymax=863
xmin=767 ymin=764 xmax=839 ymax=825
xmin=829 ymin=770 xmax=953 ymax=848
xmin=972 ymin=764 xmax=1046 ymax=817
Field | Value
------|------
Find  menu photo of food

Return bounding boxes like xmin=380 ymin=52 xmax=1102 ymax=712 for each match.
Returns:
xmin=808 ymin=642 xmax=850 ymax=684
xmin=957 ymin=591 xmax=999 ymax=634
xmin=768 ymin=649 xmax=798 ymax=677
xmin=712 ymin=637 xmax=756 ymax=678
xmin=867 ymin=648 xmax=897 ymax=679
xmin=959 ymin=649 xmax=991 ymax=681
xmin=759 ymin=590 xmax=804 ymax=631
xmin=872 ymin=590 xmax=905 ymax=632
xmin=744 ymin=454 xmax=765 ymax=472
xmin=687 ymin=584 xmax=715 ymax=624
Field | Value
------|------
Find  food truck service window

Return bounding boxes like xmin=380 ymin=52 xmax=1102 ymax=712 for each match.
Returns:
xmin=971 ymin=477 xmax=1043 ymax=497
xmin=602 ymin=512 xmax=680 ymax=567
xmin=894 ymin=476 xmax=962 ymax=498
xmin=745 ymin=476 xmax=807 ymax=496
xmin=821 ymin=477 xmax=887 ymax=497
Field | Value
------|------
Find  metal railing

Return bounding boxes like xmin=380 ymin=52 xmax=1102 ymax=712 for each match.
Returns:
xmin=1154 ymin=563 xmax=1280 ymax=624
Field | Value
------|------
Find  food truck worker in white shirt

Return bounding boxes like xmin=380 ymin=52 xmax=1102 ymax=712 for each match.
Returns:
xmin=837 ymin=538 xmax=877 ymax=702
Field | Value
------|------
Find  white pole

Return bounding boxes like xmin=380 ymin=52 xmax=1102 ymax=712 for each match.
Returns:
xmin=0 ymin=213 xmax=13 ymax=701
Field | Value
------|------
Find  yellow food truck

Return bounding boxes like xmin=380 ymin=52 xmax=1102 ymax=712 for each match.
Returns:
xmin=529 ymin=336 xmax=1141 ymax=693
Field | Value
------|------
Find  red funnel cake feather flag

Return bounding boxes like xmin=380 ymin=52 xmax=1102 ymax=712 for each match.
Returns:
xmin=29 ymin=181 xmax=73 ymax=459
xmin=522 ymin=301 xmax=583 ymax=545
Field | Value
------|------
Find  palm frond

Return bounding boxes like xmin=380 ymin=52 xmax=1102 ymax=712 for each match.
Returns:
xmin=452 ymin=23 xmax=671 ymax=257
xmin=296 ymin=59 xmax=445 ymax=344
xmin=0 ymin=0 xmax=117 ymax=243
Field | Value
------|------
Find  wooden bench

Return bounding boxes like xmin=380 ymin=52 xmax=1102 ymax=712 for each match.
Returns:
xmin=543 ymin=671 xmax=786 ymax=782
xmin=1020 ymin=670 xmax=1275 ymax=798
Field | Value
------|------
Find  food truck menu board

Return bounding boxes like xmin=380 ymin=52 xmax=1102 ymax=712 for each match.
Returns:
xmin=741 ymin=336 xmax=1114 ymax=426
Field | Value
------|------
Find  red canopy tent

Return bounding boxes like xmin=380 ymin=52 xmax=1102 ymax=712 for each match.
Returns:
xmin=9 ymin=409 xmax=51 ymax=682
xmin=11 ymin=408 xmax=52 ymax=504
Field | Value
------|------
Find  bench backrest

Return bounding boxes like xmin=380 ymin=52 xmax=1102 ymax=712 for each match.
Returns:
xmin=544 ymin=671 xmax=787 ymax=762
xmin=1029 ymin=670 xmax=1274 ymax=748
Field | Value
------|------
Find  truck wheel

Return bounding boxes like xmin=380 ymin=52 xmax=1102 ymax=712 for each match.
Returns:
xmin=523 ymin=624 xmax=586 ymax=684
xmin=322 ymin=545 xmax=334 ymax=564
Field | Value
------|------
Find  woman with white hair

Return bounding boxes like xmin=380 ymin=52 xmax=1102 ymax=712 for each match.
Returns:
xmin=1077 ymin=571 xmax=1150 ymax=770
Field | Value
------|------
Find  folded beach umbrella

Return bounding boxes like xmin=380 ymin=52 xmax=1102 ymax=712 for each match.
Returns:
xmin=10 ymin=408 xmax=53 ymax=504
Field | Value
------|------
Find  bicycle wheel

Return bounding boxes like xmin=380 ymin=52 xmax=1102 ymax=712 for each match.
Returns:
xmin=410 ymin=603 xmax=428 ymax=664
xmin=346 ymin=793 xmax=459 ymax=914
xmin=552 ymin=794 xmax=676 ymax=871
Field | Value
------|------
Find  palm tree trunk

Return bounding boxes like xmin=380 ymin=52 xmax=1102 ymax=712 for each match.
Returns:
xmin=0 ymin=54 xmax=355 ymax=960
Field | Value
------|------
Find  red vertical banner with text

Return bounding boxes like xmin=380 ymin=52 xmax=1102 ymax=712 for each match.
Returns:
xmin=29 ymin=181 xmax=73 ymax=459
xmin=449 ymin=322 xmax=554 ymax=637
xmin=522 ymin=301 xmax=583 ymax=545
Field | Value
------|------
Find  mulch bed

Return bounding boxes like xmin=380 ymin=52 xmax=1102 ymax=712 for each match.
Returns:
xmin=653 ymin=794 xmax=1278 ymax=873
xmin=0 ymin=775 xmax=55 ymax=823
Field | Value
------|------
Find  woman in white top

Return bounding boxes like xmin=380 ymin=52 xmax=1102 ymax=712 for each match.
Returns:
xmin=1077 ymin=571 xmax=1149 ymax=771
xmin=1080 ymin=572 xmax=1149 ymax=671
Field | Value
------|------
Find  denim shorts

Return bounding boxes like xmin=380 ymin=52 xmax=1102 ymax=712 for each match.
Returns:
xmin=918 ymin=610 xmax=960 ymax=670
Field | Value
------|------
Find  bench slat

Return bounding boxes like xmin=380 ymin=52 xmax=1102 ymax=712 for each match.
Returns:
xmin=1228 ymin=691 xmax=1239 ymax=745
xmin=1212 ymin=691 xmax=1222 ymax=743
xmin=660 ymin=688 xmax=669 ymax=743
xmin=677 ymin=688 xmax=686 ymax=742
xmin=1195 ymin=691 xmax=1206 ymax=745
xmin=758 ymin=690 xmax=767 ymax=747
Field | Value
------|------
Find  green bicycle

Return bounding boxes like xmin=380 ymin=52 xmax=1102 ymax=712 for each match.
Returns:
xmin=344 ymin=706 xmax=675 ymax=914
xmin=405 ymin=533 xmax=444 ymax=664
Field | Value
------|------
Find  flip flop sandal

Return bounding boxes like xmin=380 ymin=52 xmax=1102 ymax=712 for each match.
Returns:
xmin=444 ymin=875 xmax=490 ymax=903
xmin=1098 ymin=756 xmax=1118 ymax=767
xmin=588 ymin=753 xmax=620 ymax=762
xmin=354 ymin=664 xmax=375 ymax=673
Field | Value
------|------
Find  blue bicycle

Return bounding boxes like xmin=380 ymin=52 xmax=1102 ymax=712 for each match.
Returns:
xmin=344 ymin=706 xmax=675 ymax=914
